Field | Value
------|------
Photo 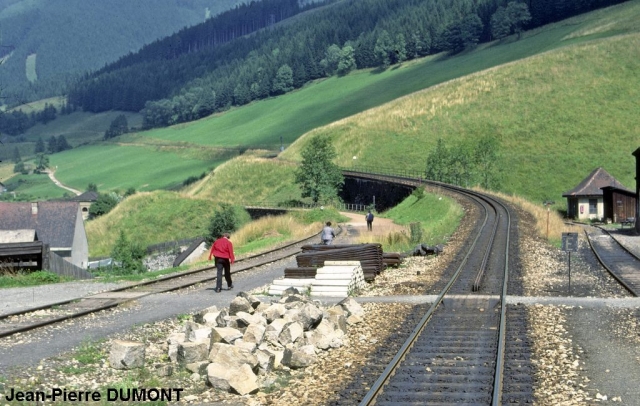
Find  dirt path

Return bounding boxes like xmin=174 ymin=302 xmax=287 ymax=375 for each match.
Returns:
xmin=338 ymin=211 xmax=408 ymax=243
xmin=46 ymin=169 xmax=82 ymax=196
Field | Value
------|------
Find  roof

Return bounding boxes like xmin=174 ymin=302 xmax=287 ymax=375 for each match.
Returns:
xmin=69 ymin=191 xmax=99 ymax=202
xmin=562 ymin=167 xmax=628 ymax=198
xmin=0 ymin=202 xmax=80 ymax=248
xmin=601 ymin=186 xmax=636 ymax=198
xmin=0 ymin=229 xmax=36 ymax=243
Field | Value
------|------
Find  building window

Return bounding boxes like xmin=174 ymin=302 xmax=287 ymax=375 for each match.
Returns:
xmin=589 ymin=199 xmax=597 ymax=215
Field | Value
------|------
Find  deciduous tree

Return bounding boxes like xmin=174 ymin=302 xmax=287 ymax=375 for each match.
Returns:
xmin=272 ymin=64 xmax=294 ymax=95
xmin=294 ymin=136 xmax=344 ymax=204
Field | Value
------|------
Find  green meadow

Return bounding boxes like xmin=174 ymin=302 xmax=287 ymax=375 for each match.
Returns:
xmin=1 ymin=173 xmax=69 ymax=200
xmin=49 ymin=143 xmax=229 ymax=192
xmin=3 ymin=1 xmax=639 ymax=256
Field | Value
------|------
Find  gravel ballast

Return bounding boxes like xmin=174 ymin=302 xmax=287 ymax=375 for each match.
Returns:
xmin=0 ymin=202 xmax=639 ymax=405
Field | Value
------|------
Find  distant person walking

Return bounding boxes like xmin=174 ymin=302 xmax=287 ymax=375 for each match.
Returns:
xmin=208 ymin=232 xmax=235 ymax=293
xmin=321 ymin=221 xmax=336 ymax=245
xmin=366 ymin=210 xmax=374 ymax=231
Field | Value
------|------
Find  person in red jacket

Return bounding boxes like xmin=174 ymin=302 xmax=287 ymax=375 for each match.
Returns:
xmin=208 ymin=232 xmax=235 ymax=293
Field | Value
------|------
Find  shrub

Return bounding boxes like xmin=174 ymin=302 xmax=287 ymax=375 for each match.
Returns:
xmin=111 ymin=230 xmax=146 ymax=275
xmin=29 ymin=271 xmax=61 ymax=284
xmin=411 ymin=187 xmax=425 ymax=200
xmin=89 ymin=193 xmax=120 ymax=218
xmin=206 ymin=204 xmax=250 ymax=243
xmin=409 ymin=222 xmax=423 ymax=244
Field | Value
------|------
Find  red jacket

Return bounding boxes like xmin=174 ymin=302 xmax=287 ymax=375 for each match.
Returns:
xmin=208 ymin=237 xmax=235 ymax=263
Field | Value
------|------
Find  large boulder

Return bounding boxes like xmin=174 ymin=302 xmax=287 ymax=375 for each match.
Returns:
xmin=282 ymin=345 xmax=317 ymax=369
xmin=167 ymin=333 xmax=186 ymax=363
xmin=177 ymin=342 xmax=208 ymax=365
xmin=210 ymin=327 xmax=243 ymax=346
xmin=208 ymin=343 xmax=258 ymax=371
xmin=207 ymin=362 xmax=259 ymax=395
xmin=193 ymin=306 xmax=218 ymax=324
xmin=235 ymin=311 xmax=266 ymax=328
xmin=263 ymin=303 xmax=286 ymax=323
xmin=109 ymin=340 xmax=145 ymax=370
xmin=255 ymin=349 xmax=275 ymax=374
xmin=278 ymin=321 xmax=304 ymax=346
xmin=291 ymin=303 xmax=323 ymax=331
xmin=236 ymin=292 xmax=261 ymax=309
xmin=324 ymin=311 xmax=348 ymax=334
xmin=229 ymin=296 xmax=253 ymax=315
xmin=305 ymin=318 xmax=344 ymax=350
xmin=243 ymin=323 xmax=266 ymax=345
xmin=338 ymin=298 xmax=364 ymax=318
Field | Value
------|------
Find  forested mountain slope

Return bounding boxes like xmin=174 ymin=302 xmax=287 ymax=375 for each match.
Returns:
xmin=68 ymin=0 xmax=627 ymax=128
xmin=0 ymin=0 xmax=245 ymax=104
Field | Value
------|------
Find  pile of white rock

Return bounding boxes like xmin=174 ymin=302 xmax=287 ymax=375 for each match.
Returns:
xmin=109 ymin=288 xmax=365 ymax=396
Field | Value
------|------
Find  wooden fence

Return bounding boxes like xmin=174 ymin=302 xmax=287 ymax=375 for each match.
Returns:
xmin=48 ymin=251 xmax=94 ymax=280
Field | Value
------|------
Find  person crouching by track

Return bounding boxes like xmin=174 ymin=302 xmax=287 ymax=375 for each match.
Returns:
xmin=208 ymin=232 xmax=235 ymax=293
xmin=321 ymin=221 xmax=335 ymax=245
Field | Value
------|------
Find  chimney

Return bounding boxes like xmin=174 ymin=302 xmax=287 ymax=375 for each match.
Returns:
xmin=31 ymin=202 xmax=38 ymax=215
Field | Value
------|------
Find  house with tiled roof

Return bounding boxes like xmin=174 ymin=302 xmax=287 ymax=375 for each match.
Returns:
xmin=68 ymin=190 xmax=99 ymax=220
xmin=562 ymin=167 xmax=628 ymax=221
xmin=0 ymin=201 xmax=88 ymax=268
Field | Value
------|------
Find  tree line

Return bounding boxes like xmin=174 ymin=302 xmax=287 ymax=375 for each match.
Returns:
xmin=0 ymin=103 xmax=76 ymax=137
xmin=67 ymin=0 xmax=626 ymax=130
xmin=0 ymin=0 xmax=248 ymax=106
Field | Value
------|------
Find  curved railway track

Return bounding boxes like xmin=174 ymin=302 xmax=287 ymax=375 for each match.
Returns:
xmin=343 ymin=171 xmax=513 ymax=405
xmin=584 ymin=225 xmax=640 ymax=296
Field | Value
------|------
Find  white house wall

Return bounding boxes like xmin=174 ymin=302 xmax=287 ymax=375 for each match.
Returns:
xmin=577 ymin=197 xmax=603 ymax=220
xmin=71 ymin=207 xmax=89 ymax=268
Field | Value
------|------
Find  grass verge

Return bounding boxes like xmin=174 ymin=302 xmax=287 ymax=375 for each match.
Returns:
xmin=0 ymin=270 xmax=70 ymax=288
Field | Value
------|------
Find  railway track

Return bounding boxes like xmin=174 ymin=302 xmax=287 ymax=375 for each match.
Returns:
xmin=0 ymin=231 xmax=329 ymax=339
xmin=343 ymin=170 xmax=536 ymax=405
xmin=584 ymin=226 xmax=640 ymax=296
xmin=342 ymin=174 xmax=511 ymax=406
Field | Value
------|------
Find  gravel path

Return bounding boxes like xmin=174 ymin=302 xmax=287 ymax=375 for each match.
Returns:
xmin=0 ymin=281 xmax=134 ymax=316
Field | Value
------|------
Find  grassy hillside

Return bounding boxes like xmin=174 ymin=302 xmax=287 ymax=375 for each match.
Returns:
xmin=197 ymin=1 xmax=640 ymax=206
xmin=0 ymin=0 xmax=246 ymax=102
xmin=85 ymin=191 xmax=218 ymax=257
xmin=37 ymin=1 xmax=638 ymax=199
xmin=15 ymin=2 xmax=640 ymax=254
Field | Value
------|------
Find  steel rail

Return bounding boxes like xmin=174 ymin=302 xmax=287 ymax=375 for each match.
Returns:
xmin=359 ymin=180 xmax=509 ymax=405
xmin=583 ymin=228 xmax=639 ymax=297
xmin=490 ymin=195 xmax=512 ymax=406
xmin=0 ymin=229 xmax=340 ymax=338
xmin=345 ymin=169 xmax=512 ymax=405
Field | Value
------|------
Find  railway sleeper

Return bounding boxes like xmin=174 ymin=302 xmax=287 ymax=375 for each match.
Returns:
xmin=385 ymin=372 xmax=493 ymax=384
xmin=377 ymin=390 xmax=492 ymax=404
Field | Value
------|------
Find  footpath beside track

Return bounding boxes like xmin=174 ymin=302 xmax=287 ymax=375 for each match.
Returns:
xmin=0 ymin=231 xmax=326 ymax=338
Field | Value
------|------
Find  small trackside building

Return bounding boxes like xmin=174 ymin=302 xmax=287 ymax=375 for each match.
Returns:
xmin=562 ymin=167 xmax=629 ymax=221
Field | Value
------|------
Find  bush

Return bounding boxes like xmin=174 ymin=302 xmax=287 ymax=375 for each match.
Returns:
xmin=29 ymin=270 xmax=61 ymax=284
xmin=206 ymin=204 xmax=250 ymax=244
xmin=89 ymin=193 xmax=120 ymax=218
xmin=409 ymin=222 xmax=423 ymax=244
xmin=111 ymin=230 xmax=146 ymax=275
xmin=411 ymin=187 xmax=425 ymax=200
